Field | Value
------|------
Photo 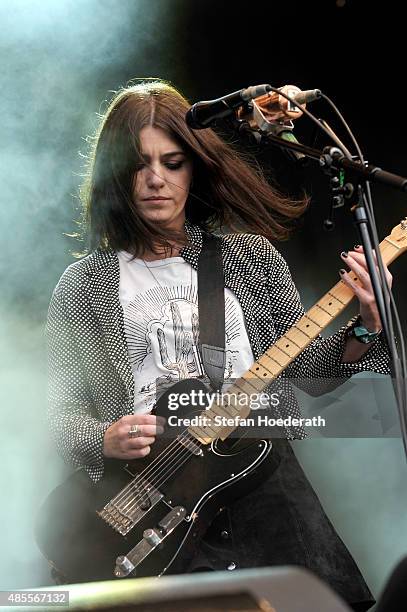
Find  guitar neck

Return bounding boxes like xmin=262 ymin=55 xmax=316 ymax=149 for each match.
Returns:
xmin=189 ymin=223 xmax=407 ymax=444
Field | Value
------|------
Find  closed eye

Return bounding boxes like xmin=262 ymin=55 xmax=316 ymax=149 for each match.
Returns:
xmin=135 ymin=160 xmax=185 ymax=171
xmin=165 ymin=161 xmax=184 ymax=170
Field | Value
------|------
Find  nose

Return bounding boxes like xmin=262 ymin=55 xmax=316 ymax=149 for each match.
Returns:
xmin=145 ymin=165 xmax=166 ymax=189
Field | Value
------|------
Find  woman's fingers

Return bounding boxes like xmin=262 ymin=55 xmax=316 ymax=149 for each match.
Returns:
xmin=127 ymin=435 xmax=156 ymax=449
xmin=103 ymin=412 xmax=165 ymax=460
xmin=339 ymin=247 xmax=392 ymax=332
xmin=340 ymin=251 xmax=371 ymax=289
xmin=127 ymin=446 xmax=152 ymax=459
xmin=349 ymin=247 xmax=393 ymax=288
xmin=121 ymin=413 xmax=165 ymax=436
xmin=339 ymin=267 xmax=372 ymax=304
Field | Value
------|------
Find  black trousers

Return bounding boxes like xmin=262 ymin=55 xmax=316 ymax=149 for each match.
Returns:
xmin=186 ymin=438 xmax=375 ymax=612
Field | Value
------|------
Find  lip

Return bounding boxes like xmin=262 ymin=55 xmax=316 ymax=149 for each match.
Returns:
xmin=142 ymin=197 xmax=171 ymax=201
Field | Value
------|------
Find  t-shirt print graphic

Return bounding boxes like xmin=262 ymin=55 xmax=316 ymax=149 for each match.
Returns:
xmin=122 ymin=284 xmax=244 ymax=413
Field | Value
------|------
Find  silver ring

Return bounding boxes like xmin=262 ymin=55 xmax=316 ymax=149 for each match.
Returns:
xmin=128 ymin=424 xmax=140 ymax=438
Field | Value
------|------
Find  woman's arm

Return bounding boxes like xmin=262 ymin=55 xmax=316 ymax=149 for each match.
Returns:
xmin=259 ymin=238 xmax=391 ymax=395
xmin=47 ymin=286 xmax=164 ymax=482
xmin=339 ymin=245 xmax=392 ymax=362
xmin=46 ymin=288 xmax=112 ymax=481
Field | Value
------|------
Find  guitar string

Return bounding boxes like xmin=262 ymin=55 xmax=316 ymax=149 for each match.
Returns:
xmin=115 ymin=442 xmax=213 ymax=517
xmin=120 ymin=372 xmax=293 ymax=512
xmin=122 ymin=404 xmax=271 ymax=516
xmin=109 ymin=430 xmax=210 ymax=512
xmin=121 ymin=440 xmax=200 ymax=512
xmin=120 ymin=442 xmax=204 ymax=515
xmin=106 ymin=448 xmax=191 ymax=517
xmin=119 ymin=423 xmax=220 ymax=514
xmin=115 ymin=394 xmax=264 ymax=515
xmin=113 ymin=407 xmax=232 ymax=514
xmin=110 ymin=372 xmax=279 ymax=513
xmin=113 ymin=349 xmax=290 ymax=514
xmin=109 ymin=434 xmax=196 ymax=508
xmin=109 ymin=396 xmax=231 ymax=512
xmin=108 ymin=339 xmax=315 ymax=516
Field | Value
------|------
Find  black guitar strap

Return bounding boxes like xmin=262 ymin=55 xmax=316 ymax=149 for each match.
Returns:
xmin=198 ymin=232 xmax=226 ymax=392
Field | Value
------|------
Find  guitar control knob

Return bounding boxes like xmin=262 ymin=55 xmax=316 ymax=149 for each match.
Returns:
xmin=115 ymin=555 xmax=135 ymax=577
xmin=143 ymin=528 xmax=162 ymax=547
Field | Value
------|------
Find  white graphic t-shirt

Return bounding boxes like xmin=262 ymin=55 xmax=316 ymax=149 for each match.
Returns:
xmin=117 ymin=252 xmax=254 ymax=413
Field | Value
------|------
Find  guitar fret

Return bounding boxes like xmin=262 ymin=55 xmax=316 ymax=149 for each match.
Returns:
xmin=385 ymin=237 xmax=402 ymax=250
xmin=233 ymin=378 xmax=256 ymax=395
xmin=193 ymin=414 xmax=232 ymax=441
xmin=229 ymin=379 xmax=258 ymax=401
xmin=245 ymin=361 xmax=279 ymax=380
xmin=260 ymin=353 xmax=285 ymax=372
xmin=241 ymin=372 xmax=272 ymax=393
xmin=319 ymin=292 xmax=345 ymax=312
xmin=312 ymin=304 xmax=334 ymax=326
xmin=244 ymin=366 xmax=271 ymax=380
xmin=264 ymin=354 xmax=286 ymax=370
xmin=326 ymin=290 xmax=346 ymax=307
xmin=331 ymin=282 xmax=355 ymax=303
xmin=273 ymin=338 xmax=298 ymax=358
xmin=210 ymin=401 xmax=237 ymax=418
xmin=266 ymin=345 xmax=292 ymax=367
xmin=294 ymin=316 xmax=320 ymax=338
xmin=318 ymin=295 xmax=342 ymax=311
xmin=304 ymin=311 xmax=324 ymax=329
xmin=275 ymin=342 xmax=300 ymax=362
xmin=208 ymin=404 xmax=237 ymax=421
xmin=316 ymin=302 xmax=337 ymax=317
xmin=316 ymin=302 xmax=340 ymax=321
xmin=284 ymin=327 xmax=306 ymax=347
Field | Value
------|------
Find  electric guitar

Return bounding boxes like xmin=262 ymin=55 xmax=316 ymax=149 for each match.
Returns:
xmin=35 ymin=220 xmax=407 ymax=583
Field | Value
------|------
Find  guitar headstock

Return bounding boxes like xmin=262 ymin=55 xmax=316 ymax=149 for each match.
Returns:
xmin=388 ymin=218 xmax=407 ymax=252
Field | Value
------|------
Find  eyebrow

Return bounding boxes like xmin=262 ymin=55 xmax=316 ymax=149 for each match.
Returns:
xmin=141 ymin=150 xmax=186 ymax=160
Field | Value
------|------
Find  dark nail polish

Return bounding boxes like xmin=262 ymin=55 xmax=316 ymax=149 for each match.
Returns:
xmin=341 ymin=251 xmax=348 ymax=258
xmin=339 ymin=269 xmax=346 ymax=275
xmin=354 ymin=244 xmax=361 ymax=249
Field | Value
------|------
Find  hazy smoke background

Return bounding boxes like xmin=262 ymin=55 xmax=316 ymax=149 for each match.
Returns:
xmin=1 ymin=0 xmax=406 ymax=599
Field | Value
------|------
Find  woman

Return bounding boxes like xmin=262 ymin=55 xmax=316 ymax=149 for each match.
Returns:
xmin=47 ymin=80 xmax=391 ymax=610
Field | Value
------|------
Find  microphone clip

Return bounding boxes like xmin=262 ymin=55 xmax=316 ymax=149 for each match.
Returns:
xmin=238 ymin=98 xmax=306 ymax=163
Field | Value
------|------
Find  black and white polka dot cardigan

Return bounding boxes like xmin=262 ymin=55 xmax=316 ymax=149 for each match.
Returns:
xmin=46 ymin=223 xmax=390 ymax=481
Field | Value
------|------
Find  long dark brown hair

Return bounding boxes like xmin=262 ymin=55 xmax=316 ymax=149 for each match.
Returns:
xmin=78 ymin=79 xmax=308 ymax=256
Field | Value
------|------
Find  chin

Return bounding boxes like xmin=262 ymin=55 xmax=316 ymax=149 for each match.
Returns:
xmin=146 ymin=214 xmax=173 ymax=226
xmin=143 ymin=212 xmax=185 ymax=230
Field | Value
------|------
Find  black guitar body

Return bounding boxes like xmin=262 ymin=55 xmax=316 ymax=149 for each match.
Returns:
xmin=35 ymin=379 xmax=277 ymax=583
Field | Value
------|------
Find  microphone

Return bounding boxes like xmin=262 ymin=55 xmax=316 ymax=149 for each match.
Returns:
xmin=253 ymin=85 xmax=321 ymax=122
xmin=185 ymin=84 xmax=272 ymax=129
xmin=237 ymin=85 xmax=321 ymax=164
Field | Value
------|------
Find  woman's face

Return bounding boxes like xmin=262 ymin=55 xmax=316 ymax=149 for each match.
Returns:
xmin=132 ymin=126 xmax=193 ymax=231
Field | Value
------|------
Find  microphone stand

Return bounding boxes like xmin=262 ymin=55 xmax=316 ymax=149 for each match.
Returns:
xmin=242 ymin=127 xmax=407 ymax=191
xmin=234 ymin=117 xmax=407 ymax=456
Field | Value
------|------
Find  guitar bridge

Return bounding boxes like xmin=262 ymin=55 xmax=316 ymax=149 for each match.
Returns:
xmin=114 ymin=506 xmax=187 ymax=577
xmin=98 ymin=477 xmax=164 ymax=536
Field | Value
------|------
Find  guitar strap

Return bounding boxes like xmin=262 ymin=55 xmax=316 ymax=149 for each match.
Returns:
xmin=198 ymin=232 xmax=226 ymax=392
